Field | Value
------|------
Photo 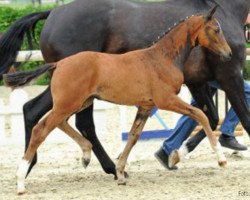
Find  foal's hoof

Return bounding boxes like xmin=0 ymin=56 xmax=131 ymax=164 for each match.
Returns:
xmin=169 ymin=150 xmax=180 ymax=167
xmin=82 ymin=157 xmax=90 ymax=169
xmin=218 ymin=160 xmax=227 ymax=168
xmin=17 ymin=189 xmax=27 ymax=195
xmin=117 ymin=178 xmax=127 ymax=185
xmin=114 ymin=171 xmax=129 ymax=180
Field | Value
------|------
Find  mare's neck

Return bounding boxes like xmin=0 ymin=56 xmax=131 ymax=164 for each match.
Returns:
xmin=220 ymin=0 xmax=250 ymax=25
xmin=153 ymin=17 xmax=201 ymax=68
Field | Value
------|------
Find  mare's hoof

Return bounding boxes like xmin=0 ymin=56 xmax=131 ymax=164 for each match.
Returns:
xmin=218 ymin=160 xmax=227 ymax=168
xmin=82 ymin=158 xmax=90 ymax=169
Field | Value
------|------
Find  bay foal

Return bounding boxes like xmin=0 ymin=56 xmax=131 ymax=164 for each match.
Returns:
xmin=4 ymin=7 xmax=231 ymax=194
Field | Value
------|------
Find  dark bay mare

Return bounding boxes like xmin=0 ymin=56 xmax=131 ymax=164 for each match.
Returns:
xmin=4 ymin=10 xmax=231 ymax=194
xmin=0 ymin=0 xmax=249 ymax=177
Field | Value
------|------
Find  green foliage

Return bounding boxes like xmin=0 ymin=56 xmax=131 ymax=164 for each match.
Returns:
xmin=244 ymin=42 xmax=250 ymax=80
xmin=243 ymin=60 xmax=250 ymax=80
xmin=0 ymin=5 xmax=56 ymax=85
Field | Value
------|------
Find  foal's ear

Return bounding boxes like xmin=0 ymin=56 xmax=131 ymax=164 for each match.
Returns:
xmin=204 ymin=5 xmax=218 ymax=22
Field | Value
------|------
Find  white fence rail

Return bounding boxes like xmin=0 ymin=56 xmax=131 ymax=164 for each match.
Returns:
xmin=16 ymin=50 xmax=43 ymax=62
xmin=16 ymin=49 xmax=250 ymax=62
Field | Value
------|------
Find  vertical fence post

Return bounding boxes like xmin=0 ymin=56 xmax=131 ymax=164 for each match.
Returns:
xmin=9 ymin=89 xmax=28 ymax=144
xmin=0 ymin=98 xmax=6 ymax=143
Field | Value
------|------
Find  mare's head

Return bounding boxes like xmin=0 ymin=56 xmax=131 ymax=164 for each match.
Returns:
xmin=193 ymin=6 xmax=232 ymax=61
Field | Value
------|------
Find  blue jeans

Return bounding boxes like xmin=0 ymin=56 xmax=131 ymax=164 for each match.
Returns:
xmin=162 ymin=80 xmax=250 ymax=155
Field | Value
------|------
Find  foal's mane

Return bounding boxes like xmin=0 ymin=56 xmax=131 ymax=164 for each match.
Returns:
xmin=150 ymin=14 xmax=200 ymax=46
xmin=151 ymin=0 xmax=221 ymax=47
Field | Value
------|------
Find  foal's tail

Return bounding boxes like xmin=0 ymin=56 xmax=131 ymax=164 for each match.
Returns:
xmin=3 ymin=63 xmax=56 ymax=87
xmin=0 ymin=10 xmax=51 ymax=78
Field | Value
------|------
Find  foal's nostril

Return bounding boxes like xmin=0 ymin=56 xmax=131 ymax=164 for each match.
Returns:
xmin=220 ymin=51 xmax=232 ymax=62
xmin=223 ymin=52 xmax=232 ymax=61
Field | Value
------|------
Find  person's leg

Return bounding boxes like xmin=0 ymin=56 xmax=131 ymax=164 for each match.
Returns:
xmin=220 ymin=108 xmax=240 ymax=136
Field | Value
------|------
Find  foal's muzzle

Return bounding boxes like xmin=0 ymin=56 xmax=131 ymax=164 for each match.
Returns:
xmin=220 ymin=51 xmax=232 ymax=62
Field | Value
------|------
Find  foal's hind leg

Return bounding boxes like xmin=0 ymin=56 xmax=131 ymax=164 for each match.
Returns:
xmin=57 ymin=120 xmax=92 ymax=168
xmin=116 ymin=106 xmax=153 ymax=185
xmin=158 ymin=95 xmax=226 ymax=168
xmin=16 ymin=111 xmax=66 ymax=195
xmin=23 ymin=87 xmax=53 ymax=176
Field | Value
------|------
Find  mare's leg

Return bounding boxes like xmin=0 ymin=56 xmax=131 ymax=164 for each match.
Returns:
xmin=116 ymin=106 xmax=153 ymax=185
xmin=158 ymin=95 xmax=226 ymax=167
xmin=57 ymin=120 xmax=92 ymax=168
xmin=75 ymin=107 xmax=117 ymax=176
xmin=17 ymin=111 xmax=67 ymax=195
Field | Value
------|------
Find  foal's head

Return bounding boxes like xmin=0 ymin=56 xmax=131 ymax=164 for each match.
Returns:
xmin=193 ymin=6 xmax=232 ymax=61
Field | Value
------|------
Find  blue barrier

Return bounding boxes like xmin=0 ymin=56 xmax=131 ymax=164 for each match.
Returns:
xmin=122 ymin=129 xmax=174 ymax=141
xmin=121 ymin=109 xmax=173 ymax=141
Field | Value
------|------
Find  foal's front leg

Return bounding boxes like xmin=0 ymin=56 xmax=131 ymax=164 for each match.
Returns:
xmin=116 ymin=106 xmax=153 ymax=185
xmin=157 ymin=95 xmax=226 ymax=168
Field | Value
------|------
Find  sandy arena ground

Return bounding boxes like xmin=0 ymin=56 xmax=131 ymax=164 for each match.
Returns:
xmin=1 ymin=86 xmax=250 ymax=200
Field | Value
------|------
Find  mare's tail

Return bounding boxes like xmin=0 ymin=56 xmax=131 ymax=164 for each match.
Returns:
xmin=0 ymin=10 xmax=51 ymax=78
xmin=3 ymin=63 xmax=56 ymax=87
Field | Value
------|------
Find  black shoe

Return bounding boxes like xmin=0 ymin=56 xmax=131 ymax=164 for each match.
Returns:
xmin=154 ymin=148 xmax=178 ymax=170
xmin=219 ymin=134 xmax=247 ymax=151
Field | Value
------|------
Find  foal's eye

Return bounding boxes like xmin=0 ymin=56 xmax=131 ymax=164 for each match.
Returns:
xmin=214 ymin=28 xmax=220 ymax=34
